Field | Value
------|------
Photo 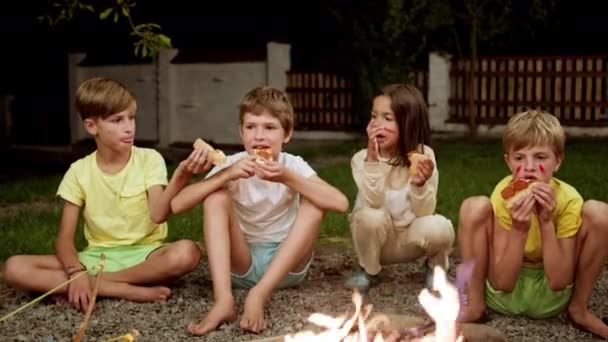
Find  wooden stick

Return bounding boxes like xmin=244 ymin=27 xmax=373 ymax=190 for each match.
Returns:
xmin=0 ymin=270 xmax=88 ymax=322
xmin=74 ymin=253 xmax=106 ymax=342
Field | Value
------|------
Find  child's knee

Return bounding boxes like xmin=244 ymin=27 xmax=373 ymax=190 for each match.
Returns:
xmin=459 ymin=196 xmax=492 ymax=228
xmin=583 ymin=200 xmax=608 ymax=229
xmin=3 ymin=255 xmax=25 ymax=286
xmin=350 ymin=207 xmax=389 ymax=234
xmin=203 ymin=189 xmax=231 ymax=209
xmin=167 ymin=240 xmax=202 ymax=272
xmin=414 ymin=215 xmax=454 ymax=251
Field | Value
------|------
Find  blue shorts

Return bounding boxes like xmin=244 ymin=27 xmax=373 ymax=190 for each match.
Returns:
xmin=231 ymin=242 xmax=313 ymax=289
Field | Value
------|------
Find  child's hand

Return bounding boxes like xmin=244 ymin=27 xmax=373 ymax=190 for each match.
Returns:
xmin=68 ymin=273 xmax=92 ymax=312
xmin=532 ymin=183 xmax=555 ymax=223
xmin=410 ymin=158 xmax=434 ymax=187
xmin=227 ymin=156 xmax=257 ymax=180
xmin=365 ymin=123 xmax=383 ymax=162
xmin=510 ymin=193 xmax=535 ymax=232
xmin=254 ymin=159 xmax=287 ymax=182
xmin=180 ymin=148 xmax=214 ymax=175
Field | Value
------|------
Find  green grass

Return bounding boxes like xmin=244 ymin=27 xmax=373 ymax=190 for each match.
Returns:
xmin=1 ymin=138 xmax=607 ymax=261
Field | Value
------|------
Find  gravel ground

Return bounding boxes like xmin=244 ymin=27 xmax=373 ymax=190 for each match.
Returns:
xmin=1 ymin=247 xmax=607 ymax=342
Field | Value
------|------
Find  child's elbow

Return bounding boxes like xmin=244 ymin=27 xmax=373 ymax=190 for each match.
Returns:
xmin=171 ymin=198 xmax=185 ymax=215
xmin=334 ymin=194 xmax=349 ymax=213
xmin=150 ymin=213 xmax=167 ymax=225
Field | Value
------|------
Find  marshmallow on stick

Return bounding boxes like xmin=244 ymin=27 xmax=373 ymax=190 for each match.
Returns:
xmin=193 ymin=138 xmax=227 ymax=166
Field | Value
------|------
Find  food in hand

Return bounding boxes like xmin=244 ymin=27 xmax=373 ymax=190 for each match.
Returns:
xmin=408 ymin=151 xmax=430 ymax=175
xmin=253 ymin=147 xmax=274 ymax=162
xmin=501 ymin=178 xmax=539 ymax=208
xmin=193 ymin=138 xmax=227 ymax=166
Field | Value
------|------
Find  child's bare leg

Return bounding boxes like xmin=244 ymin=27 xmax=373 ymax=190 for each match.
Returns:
xmin=188 ymin=190 xmax=250 ymax=336
xmin=240 ymin=198 xmax=324 ymax=333
xmin=457 ymin=196 xmax=493 ymax=322
xmin=102 ymin=240 xmax=202 ymax=284
xmin=567 ymin=200 xmax=608 ymax=338
xmin=3 ymin=255 xmax=170 ymax=303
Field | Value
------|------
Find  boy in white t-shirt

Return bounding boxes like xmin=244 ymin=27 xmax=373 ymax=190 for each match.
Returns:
xmin=172 ymin=86 xmax=349 ymax=336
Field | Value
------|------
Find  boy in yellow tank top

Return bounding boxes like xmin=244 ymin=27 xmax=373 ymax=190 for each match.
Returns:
xmin=457 ymin=110 xmax=608 ymax=339
xmin=2 ymin=77 xmax=212 ymax=312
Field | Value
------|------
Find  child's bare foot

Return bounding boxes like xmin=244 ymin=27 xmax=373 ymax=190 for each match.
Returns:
xmin=124 ymin=284 xmax=171 ymax=303
xmin=567 ymin=305 xmax=608 ymax=339
xmin=240 ymin=287 xmax=269 ymax=333
xmin=188 ymin=297 xmax=237 ymax=336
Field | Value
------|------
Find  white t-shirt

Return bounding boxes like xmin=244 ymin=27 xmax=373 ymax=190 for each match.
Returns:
xmin=206 ymin=151 xmax=316 ymax=243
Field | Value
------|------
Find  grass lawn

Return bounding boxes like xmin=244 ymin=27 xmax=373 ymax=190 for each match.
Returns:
xmin=1 ymin=138 xmax=607 ymax=261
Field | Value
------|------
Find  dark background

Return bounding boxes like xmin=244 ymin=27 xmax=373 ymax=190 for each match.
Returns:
xmin=1 ymin=0 xmax=607 ymax=145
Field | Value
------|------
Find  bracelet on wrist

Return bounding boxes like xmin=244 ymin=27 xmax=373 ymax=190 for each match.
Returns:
xmin=65 ymin=264 xmax=87 ymax=278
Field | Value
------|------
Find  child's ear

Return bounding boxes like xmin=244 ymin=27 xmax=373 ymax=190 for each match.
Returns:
xmin=83 ymin=118 xmax=97 ymax=136
xmin=283 ymin=128 xmax=293 ymax=145
xmin=503 ymin=153 xmax=513 ymax=172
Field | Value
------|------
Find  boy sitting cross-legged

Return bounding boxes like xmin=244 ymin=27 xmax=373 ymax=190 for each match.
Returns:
xmin=171 ymin=86 xmax=349 ymax=336
xmin=457 ymin=110 xmax=608 ymax=338
xmin=3 ymin=77 xmax=210 ymax=312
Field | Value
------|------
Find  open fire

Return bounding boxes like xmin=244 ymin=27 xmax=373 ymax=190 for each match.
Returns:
xmin=284 ymin=266 xmax=465 ymax=342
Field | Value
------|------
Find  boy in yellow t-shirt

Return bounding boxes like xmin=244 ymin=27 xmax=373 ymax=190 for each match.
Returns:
xmin=2 ymin=77 xmax=213 ymax=312
xmin=457 ymin=110 xmax=608 ymax=339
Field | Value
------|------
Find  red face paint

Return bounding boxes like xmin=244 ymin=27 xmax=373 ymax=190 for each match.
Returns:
xmin=539 ymin=164 xmax=545 ymax=174
xmin=516 ymin=165 xmax=522 ymax=175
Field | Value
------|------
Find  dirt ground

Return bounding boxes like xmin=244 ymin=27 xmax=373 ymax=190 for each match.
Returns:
xmin=1 ymin=245 xmax=607 ymax=341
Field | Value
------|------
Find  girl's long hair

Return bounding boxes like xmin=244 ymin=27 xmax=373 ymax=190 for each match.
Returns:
xmin=379 ymin=84 xmax=431 ymax=167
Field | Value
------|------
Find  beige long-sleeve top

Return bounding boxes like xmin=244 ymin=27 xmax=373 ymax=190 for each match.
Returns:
xmin=350 ymin=145 xmax=438 ymax=227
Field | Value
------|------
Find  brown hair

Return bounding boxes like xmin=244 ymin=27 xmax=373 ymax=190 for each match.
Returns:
xmin=378 ymin=84 xmax=431 ymax=167
xmin=74 ymin=77 xmax=136 ymax=120
xmin=239 ymin=86 xmax=294 ymax=132
xmin=503 ymin=110 xmax=565 ymax=157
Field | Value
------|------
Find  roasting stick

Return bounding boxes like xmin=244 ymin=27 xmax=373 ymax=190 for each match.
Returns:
xmin=74 ymin=253 xmax=106 ymax=342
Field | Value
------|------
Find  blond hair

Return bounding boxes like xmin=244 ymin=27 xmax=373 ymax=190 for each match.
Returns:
xmin=503 ymin=110 xmax=565 ymax=156
xmin=75 ymin=77 xmax=136 ymax=120
xmin=239 ymin=86 xmax=294 ymax=132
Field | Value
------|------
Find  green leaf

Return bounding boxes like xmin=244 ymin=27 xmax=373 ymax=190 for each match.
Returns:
xmin=157 ymin=34 xmax=172 ymax=48
xmin=113 ymin=12 xmax=119 ymax=22
xmin=121 ymin=6 xmax=129 ymax=17
xmin=99 ymin=7 xmax=113 ymax=20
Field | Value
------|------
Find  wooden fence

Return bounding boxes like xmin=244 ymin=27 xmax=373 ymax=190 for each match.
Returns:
xmin=449 ymin=56 xmax=608 ymax=126
xmin=286 ymin=70 xmax=428 ymax=131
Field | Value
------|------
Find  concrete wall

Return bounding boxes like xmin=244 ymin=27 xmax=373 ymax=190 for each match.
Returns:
xmin=68 ymin=42 xmax=291 ymax=147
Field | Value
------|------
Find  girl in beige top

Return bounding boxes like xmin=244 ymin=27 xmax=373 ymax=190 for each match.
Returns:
xmin=346 ymin=84 xmax=454 ymax=291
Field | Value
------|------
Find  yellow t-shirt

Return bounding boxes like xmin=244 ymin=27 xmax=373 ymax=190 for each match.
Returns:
xmin=490 ymin=175 xmax=583 ymax=268
xmin=57 ymin=146 xmax=168 ymax=248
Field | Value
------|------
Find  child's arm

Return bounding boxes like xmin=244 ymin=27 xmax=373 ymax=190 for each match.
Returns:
xmin=488 ymin=194 xmax=535 ymax=291
xmin=351 ymin=150 xmax=387 ymax=208
xmin=171 ymin=155 xmax=258 ymax=214
xmin=534 ymin=183 xmax=577 ymax=289
xmin=148 ymin=148 xmax=214 ymax=223
xmin=255 ymin=162 xmax=349 ymax=213
xmin=55 ymin=201 xmax=83 ymax=274
xmin=410 ymin=157 xmax=437 ymax=216
xmin=55 ymin=200 xmax=92 ymax=312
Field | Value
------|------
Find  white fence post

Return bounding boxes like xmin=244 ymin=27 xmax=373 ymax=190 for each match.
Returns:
xmin=266 ymin=42 xmax=291 ymax=91
xmin=428 ymin=52 xmax=452 ymax=133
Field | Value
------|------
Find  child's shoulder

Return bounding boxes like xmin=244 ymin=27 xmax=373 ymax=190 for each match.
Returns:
xmin=551 ymin=177 xmax=583 ymax=203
